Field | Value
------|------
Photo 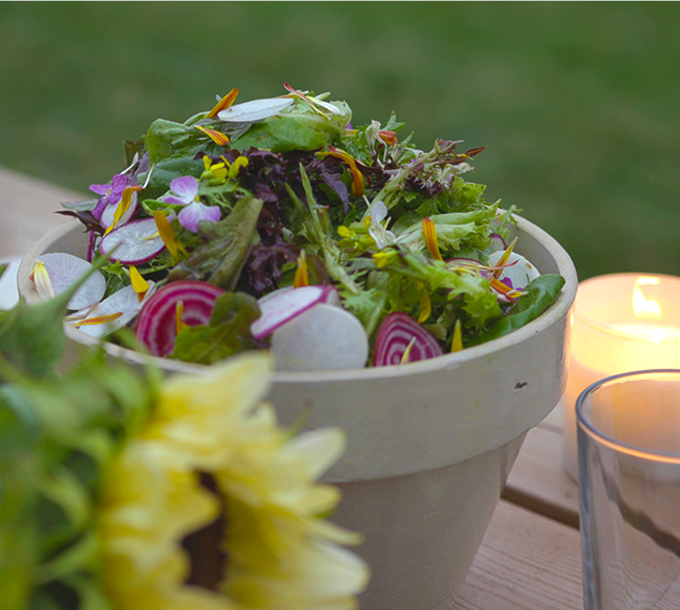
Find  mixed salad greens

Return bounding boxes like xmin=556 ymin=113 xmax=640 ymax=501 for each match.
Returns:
xmin=33 ymin=84 xmax=564 ymax=370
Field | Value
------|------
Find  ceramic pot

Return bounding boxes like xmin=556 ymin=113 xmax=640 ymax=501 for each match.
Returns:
xmin=19 ymin=215 xmax=577 ymax=610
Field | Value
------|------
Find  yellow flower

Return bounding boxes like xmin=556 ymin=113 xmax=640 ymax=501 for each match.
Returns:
xmin=98 ymin=353 xmax=369 ymax=610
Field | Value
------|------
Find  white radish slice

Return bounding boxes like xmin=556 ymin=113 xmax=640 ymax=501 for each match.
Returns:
xmin=250 ymin=285 xmax=338 ymax=340
xmin=217 ymin=97 xmax=294 ymax=123
xmin=488 ymin=251 xmax=540 ymax=290
xmin=69 ymin=282 xmax=156 ymax=339
xmin=271 ymin=303 xmax=369 ymax=372
xmin=99 ymin=218 xmax=166 ymax=264
xmin=35 ymin=252 xmax=106 ymax=310
xmin=99 ymin=190 xmax=138 ymax=230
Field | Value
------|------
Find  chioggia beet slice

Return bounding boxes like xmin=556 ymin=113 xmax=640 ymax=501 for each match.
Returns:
xmin=135 ymin=281 xmax=225 ymax=357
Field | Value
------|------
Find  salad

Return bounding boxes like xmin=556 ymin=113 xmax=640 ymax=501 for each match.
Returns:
xmin=32 ymin=84 xmax=564 ymax=370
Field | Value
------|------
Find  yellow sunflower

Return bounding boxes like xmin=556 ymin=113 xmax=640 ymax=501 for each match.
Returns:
xmin=97 ymin=353 xmax=369 ymax=610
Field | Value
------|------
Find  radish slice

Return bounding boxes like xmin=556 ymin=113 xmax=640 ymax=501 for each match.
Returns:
xmin=99 ymin=190 xmax=138 ymax=230
xmin=135 ymin=280 xmax=225 ymax=357
xmin=69 ymin=282 xmax=156 ymax=339
xmin=488 ymin=251 xmax=540 ymax=290
xmin=271 ymin=303 xmax=368 ymax=371
xmin=251 ymin=285 xmax=337 ymax=340
xmin=217 ymin=97 xmax=294 ymax=123
xmin=373 ymin=312 xmax=444 ymax=367
xmin=489 ymin=233 xmax=507 ymax=251
xmin=34 ymin=252 xmax=106 ymax=310
xmin=99 ymin=218 xmax=166 ymax=264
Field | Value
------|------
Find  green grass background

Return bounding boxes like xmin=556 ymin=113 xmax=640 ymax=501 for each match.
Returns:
xmin=1 ymin=2 xmax=679 ymax=281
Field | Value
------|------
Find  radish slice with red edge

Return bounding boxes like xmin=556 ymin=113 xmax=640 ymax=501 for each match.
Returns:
xmin=490 ymin=233 xmax=507 ymax=251
xmin=373 ymin=312 xmax=444 ymax=367
xmin=250 ymin=285 xmax=339 ymax=340
xmin=99 ymin=218 xmax=166 ymax=264
xmin=99 ymin=189 xmax=139 ymax=230
xmin=34 ymin=252 xmax=106 ymax=310
xmin=487 ymin=251 xmax=540 ymax=290
xmin=135 ymin=280 xmax=225 ymax=357
xmin=271 ymin=303 xmax=368 ymax=371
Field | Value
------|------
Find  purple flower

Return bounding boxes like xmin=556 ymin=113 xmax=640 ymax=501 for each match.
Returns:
xmin=90 ymin=173 xmax=128 ymax=220
xmin=161 ymin=176 xmax=221 ymax=233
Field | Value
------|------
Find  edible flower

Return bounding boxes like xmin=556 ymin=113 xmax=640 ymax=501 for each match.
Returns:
xmin=200 ymin=155 xmax=228 ymax=185
xmin=195 ymin=124 xmax=230 ymax=146
xmin=129 ymin=265 xmax=149 ymax=302
xmin=366 ymin=201 xmax=396 ymax=250
xmin=31 ymin=260 xmax=55 ymax=300
xmin=225 ymin=154 xmax=249 ymax=179
xmin=160 ymin=175 xmax=221 ymax=233
xmin=378 ymin=130 xmax=398 ymax=146
xmin=283 ymin=82 xmax=342 ymax=116
xmin=293 ymin=249 xmax=310 ymax=287
xmin=154 ymin=211 xmax=185 ymax=263
xmin=90 ymin=173 xmax=128 ymax=219
xmin=492 ymin=238 xmax=518 ymax=279
xmin=451 ymin=320 xmax=463 ymax=352
xmin=103 ymin=185 xmax=142 ymax=235
xmin=422 ymin=217 xmax=444 ymax=261
xmin=318 ymin=147 xmax=365 ymax=196
xmin=206 ymin=87 xmax=239 ymax=118
xmin=417 ymin=281 xmax=431 ymax=323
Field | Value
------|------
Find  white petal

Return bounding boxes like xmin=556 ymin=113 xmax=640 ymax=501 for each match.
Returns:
xmin=217 ymin=97 xmax=294 ymax=123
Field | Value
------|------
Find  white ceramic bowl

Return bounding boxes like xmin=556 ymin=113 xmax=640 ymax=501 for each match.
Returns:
xmin=19 ymin=216 xmax=577 ymax=610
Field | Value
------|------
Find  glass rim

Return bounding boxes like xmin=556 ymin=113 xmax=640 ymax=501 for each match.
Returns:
xmin=576 ymin=368 xmax=680 ymax=462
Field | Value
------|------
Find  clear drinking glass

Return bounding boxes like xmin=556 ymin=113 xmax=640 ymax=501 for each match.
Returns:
xmin=578 ymin=370 xmax=680 ymax=610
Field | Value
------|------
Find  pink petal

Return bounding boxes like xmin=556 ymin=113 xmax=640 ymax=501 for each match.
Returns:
xmin=178 ymin=202 xmax=221 ymax=233
xmin=165 ymin=175 xmax=199 ymax=205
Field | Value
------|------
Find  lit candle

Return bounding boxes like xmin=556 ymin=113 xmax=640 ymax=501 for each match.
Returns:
xmin=562 ymin=273 xmax=680 ymax=480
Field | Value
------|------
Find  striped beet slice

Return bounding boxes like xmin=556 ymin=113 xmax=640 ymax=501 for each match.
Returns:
xmin=373 ymin=312 xmax=443 ymax=367
xmin=135 ymin=280 xmax=225 ymax=357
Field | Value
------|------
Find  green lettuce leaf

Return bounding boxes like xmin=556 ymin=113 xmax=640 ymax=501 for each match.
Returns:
xmin=171 ymin=292 xmax=260 ymax=364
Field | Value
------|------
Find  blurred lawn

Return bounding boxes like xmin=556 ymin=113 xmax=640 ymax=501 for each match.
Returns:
xmin=1 ymin=2 xmax=679 ymax=280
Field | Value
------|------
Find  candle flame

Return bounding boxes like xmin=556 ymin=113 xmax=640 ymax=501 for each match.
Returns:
xmin=633 ymin=276 xmax=662 ymax=319
xmin=651 ymin=327 xmax=667 ymax=345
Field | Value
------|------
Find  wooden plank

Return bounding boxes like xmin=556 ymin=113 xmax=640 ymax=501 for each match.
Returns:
xmin=503 ymin=402 xmax=581 ymax=527
xmin=452 ymin=500 xmax=584 ymax=610
xmin=0 ymin=167 xmax=83 ymax=258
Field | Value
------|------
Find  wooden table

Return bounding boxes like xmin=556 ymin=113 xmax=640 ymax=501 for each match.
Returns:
xmin=0 ymin=167 xmax=585 ymax=610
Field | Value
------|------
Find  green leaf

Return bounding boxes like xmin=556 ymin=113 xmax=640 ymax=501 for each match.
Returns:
xmin=171 ymin=292 xmax=260 ymax=364
xmin=467 ymin=274 xmax=566 ymax=346
xmin=166 ymin=195 xmax=263 ymax=289
xmin=231 ymin=99 xmax=351 ymax=152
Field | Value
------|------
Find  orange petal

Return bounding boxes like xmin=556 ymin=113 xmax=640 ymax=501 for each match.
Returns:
xmin=422 ymin=218 xmax=443 ymax=261
xmin=206 ymin=87 xmax=239 ymax=119
xmin=195 ymin=125 xmax=230 ymax=146
xmin=492 ymin=237 xmax=518 ymax=279
xmin=378 ymin=130 xmax=398 ymax=146
xmin=73 ymin=312 xmax=123 ymax=327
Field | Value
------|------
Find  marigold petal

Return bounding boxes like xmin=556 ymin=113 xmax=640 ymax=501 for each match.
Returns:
xmin=195 ymin=125 xmax=230 ymax=146
xmin=422 ymin=218 xmax=443 ymax=261
xmin=206 ymin=87 xmax=239 ymax=119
